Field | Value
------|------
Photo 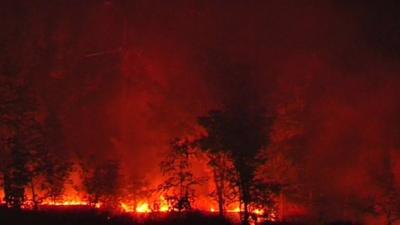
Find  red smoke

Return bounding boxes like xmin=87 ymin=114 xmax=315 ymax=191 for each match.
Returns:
xmin=2 ymin=0 xmax=400 ymax=222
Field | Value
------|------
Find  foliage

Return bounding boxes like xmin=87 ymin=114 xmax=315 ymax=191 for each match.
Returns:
xmin=0 ymin=76 xmax=44 ymax=208
xmin=206 ymin=151 xmax=238 ymax=215
xmin=38 ymin=111 xmax=72 ymax=204
xmin=197 ymin=108 xmax=273 ymax=224
xmin=123 ymin=175 xmax=152 ymax=211
xmin=159 ymin=138 xmax=204 ymax=212
xmin=82 ymin=159 xmax=122 ymax=209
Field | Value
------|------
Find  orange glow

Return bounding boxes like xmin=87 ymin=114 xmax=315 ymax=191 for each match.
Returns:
xmin=120 ymin=202 xmax=134 ymax=212
xmin=136 ymin=202 xmax=151 ymax=213
xmin=13 ymin=191 xmax=272 ymax=219
xmin=40 ymin=199 xmax=102 ymax=208
xmin=118 ymin=196 xmax=172 ymax=213
xmin=42 ymin=200 xmax=87 ymax=206
xmin=253 ymin=208 xmax=264 ymax=215
xmin=159 ymin=196 xmax=170 ymax=212
xmin=18 ymin=195 xmax=270 ymax=217
xmin=227 ymin=206 xmax=241 ymax=213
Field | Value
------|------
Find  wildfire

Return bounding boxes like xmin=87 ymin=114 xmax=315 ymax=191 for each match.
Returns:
xmin=158 ymin=196 xmax=169 ymax=212
xmin=42 ymin=200 xmax=85 ymax=206
xmin=13 ymin=192 xmax=268 ymax=217
xmin=119 ymin=196 xmax=171 ymax=213
xmin=40 ymin=199 xmax=101 ymax=208
xmin=225 ymin=206 xmax=265 ymax=215
xmin=227 ymin=206 xmax=241 ymax=213
xmin=253 ymin=208 xmax=264 ymax=215
xmin=120 ymin=202 xmax=134 ymax=212
xmin=136 ymin=202 xmax=151 ymax=213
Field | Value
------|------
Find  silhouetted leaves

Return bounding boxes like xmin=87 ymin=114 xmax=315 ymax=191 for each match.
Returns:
xmin=197 ymin=107 xmax=274 ymax=224
xmin=159 ymin=138 xmax=205 ymax=212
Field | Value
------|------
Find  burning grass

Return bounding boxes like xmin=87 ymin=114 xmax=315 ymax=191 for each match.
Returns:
xmin=0 ymin=207 xmax=233 ymax=225
xmin=0 ymin=206 xmax=361 ymax=225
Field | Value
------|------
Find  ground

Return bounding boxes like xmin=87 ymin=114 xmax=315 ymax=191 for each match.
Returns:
xmin=0 ymin=207 xmax=361 ymax=225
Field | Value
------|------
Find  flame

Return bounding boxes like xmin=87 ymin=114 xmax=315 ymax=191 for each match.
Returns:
xmin=7 ymin=190 xmax=270 ymax=218
xmin=118 ymin=196 xmax=172 ymax=213
xmin=159 ymin=204 xmax=169 ymax=212
xmin=225 ymin=206 xmax=265 ymax=215
xmin=253 ymin=208 xmax=264 ymax=215
xmin=120 ymin=202 xmax=134 ymax=212
xmin=227 ymin=207 xmax=241 ymax=213
xmin=42 ymin=200 xmax=86 ymax=206
xmin=159 ymin=196 xmax=169 ymax=212
xmin=136 ymin=202 xmax=151 ymax=213
xmin=40 ymin=199 xmax=102 ymax=208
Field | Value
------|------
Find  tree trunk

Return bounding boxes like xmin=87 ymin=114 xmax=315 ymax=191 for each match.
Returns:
xmin=212 ymin=155 xmax=226 ymax=217
xmin=240 ymin=182 xmax=250 ymax=225
xmin=243 ymin=199 xmax=250 ymax=225
xmin=214 ymin=171 xmax=224 ymax=216
xmin=217 ymin=182 xmax=224 ymax=216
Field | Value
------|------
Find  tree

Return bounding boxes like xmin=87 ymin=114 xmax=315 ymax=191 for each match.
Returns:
xmin=3 ymin=136 xmax=31 ymax=208
xmin=0 ymin=76 xmax=44 ymax=209
xmin=198 ymin=108 xmax=273 ymax=224
xmin=196 ymin=143 xmax=238 ymax=216
xmin=258 ymin=77 xmax=309 ymax=220
xmin=40 ymin=112 xmax=72 ymax=204
xmin=82 ymin=159 xmax=122 ymax=209
xmin=40 ymin=156 xmax=72 ymax=204
xmin=123 ymin=175 xmax=152 ymax=212
xmin=256 ymin=151 xmax=300 ymax=220
xmin=159 ymin=138 xmax=203 ymax=212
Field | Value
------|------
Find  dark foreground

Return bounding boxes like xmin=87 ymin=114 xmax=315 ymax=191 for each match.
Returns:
xmin=0 ymin=207 xmax=361 ymax=225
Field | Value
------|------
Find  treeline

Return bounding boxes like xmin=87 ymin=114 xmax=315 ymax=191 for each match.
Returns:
xmin=155 ymin=93 xmax=400 ymax=225
xmin=0 ymin=76 xmax=70 ymax=209
xmin=0 ymin=74 xmax=282 ymax=225
xmin=0 ymin=76 xmax=123 ymax=210
xmin=157 ymin=108 xmax=278 ymax=225
xmin=1 ymin=77 xmax=400 ymax=225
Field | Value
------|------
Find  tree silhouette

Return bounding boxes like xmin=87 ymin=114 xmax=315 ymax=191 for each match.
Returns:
xmin=256 ymin=151 xmax=299 ymax=220
xmin=198 ymin=147 xmax=238 ymax=216
xmin=82 ymin=159 xmax=121 ymax=209
xmin=123 ymin=175 xmax=152 ymax=212
xmin=3 ymin=136 xmax=31 ymax=208
xmin=40 ymin=111 xmax=72 ymax=204
xmin=0 ymin=77 xmax=44 ymax=209
xmin=159 ymin=138 xmax=203 ymax=212
xmin=198 ymin=108 xmax=273 ymax=224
